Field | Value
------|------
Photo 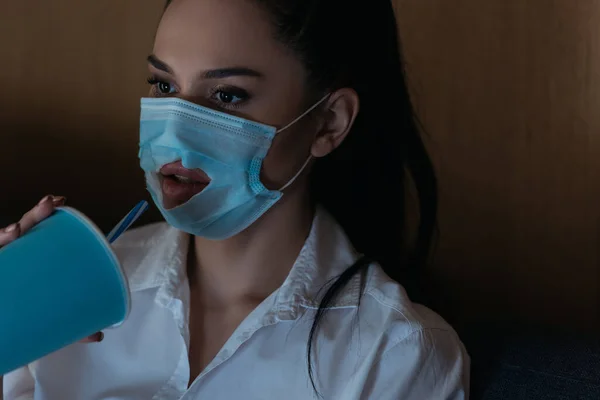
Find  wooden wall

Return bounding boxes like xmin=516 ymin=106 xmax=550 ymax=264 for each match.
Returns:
xmin=394 ymin=0 xmax=600 ymax=330
xmin=0 ymin=0 xmax=165 ymax=230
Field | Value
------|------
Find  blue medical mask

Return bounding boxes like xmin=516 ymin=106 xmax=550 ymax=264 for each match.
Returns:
xmin=139 ymin=95 xmax=329 ymax=240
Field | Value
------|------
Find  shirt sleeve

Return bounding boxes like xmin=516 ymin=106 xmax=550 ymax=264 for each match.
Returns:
xmin=3 ymin=366 xmax=35 ymax=400
xmin=360 ymin=328 xmax=470 ymax=400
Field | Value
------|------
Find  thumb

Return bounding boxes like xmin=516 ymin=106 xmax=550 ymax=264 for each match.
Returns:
xmin=80 ymin=332 xmax=104 ymax=343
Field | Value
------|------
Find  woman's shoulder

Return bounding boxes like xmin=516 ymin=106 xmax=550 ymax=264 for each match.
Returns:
xmin=344 ymin=263 xmax=470 ymax=397
xmin=360 ymin=263 xmax=456 ymax=333
xmin=357 ymin=262 xmax=469 ymax=363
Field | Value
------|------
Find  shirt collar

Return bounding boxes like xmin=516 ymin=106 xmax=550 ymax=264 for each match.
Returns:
xmin=114 ymin=207 xmax=363 ymax=314
xmin=274 ymin=207 xmax=363 ymax=311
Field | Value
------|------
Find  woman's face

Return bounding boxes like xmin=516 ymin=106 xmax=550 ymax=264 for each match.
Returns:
xmin=149 ymin=0 xmax=319 ymax=191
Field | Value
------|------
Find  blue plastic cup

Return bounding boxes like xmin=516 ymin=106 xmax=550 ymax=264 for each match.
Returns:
xmin=0 ymin=207 xmax=130 ymax=375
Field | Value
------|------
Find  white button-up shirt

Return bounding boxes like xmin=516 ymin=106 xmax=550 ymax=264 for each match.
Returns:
xmin=4 ymin=208 xmax=469 ymax=399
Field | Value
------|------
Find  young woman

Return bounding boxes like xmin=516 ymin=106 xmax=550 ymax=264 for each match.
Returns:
xmin=1 ymin=0 xmax=469 ymax=398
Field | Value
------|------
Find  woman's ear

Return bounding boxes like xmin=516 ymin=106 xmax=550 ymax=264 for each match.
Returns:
xmin=311 ymin=88 xmax=360 ymax=158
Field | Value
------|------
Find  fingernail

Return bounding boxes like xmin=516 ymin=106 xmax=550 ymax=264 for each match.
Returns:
xmin=4 ymin=223 xmax=19 ymax=233
xmin=38 ymin=195 xmax=53 ymax=206
xmin=52 ymin=196 xmax=67 ymax=206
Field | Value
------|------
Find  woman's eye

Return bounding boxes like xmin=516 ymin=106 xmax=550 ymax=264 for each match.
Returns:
xmin=213 ymin=90 xmax=247 ymax=106
xmin=157 ymin=81 xmax=174 ymax=94
xmin=147 ymin=77 xmax=177 ymax=96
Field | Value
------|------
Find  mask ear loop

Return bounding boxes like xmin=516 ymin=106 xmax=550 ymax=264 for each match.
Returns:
xmin=278 ymin=156 xmax=312 ymax=191
xmin=276 ymin=94 xmax=331 ymax=134
xmin=275 ymin=93 xmax=331 ymax=192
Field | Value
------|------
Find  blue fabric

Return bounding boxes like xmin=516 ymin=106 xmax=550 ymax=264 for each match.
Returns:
xmin=466 ymin=326 xmax=600 ymax=399
xmin=139 ymin=97 xmax=282 ymax=240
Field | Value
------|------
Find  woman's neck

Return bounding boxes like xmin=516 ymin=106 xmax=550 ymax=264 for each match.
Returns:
xmin=190 ymin=185 xmax=314 ymax=306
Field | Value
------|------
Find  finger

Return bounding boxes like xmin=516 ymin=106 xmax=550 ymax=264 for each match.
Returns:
xmin=51 ymin=196 xmax=67 ymax=207
xmin=80 ymin=332 xmax=104 ymax=343
xmin=19 ymin=195 xmax=66 ymax=233
xmin=0 ymin=223 xmax=21 ymax=247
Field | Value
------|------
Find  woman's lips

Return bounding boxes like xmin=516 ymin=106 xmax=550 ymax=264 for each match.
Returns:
xmin=158 ymin=161 xmax=211 ymax=207
xmin=159 ymin=161 xmax=211 ymax=182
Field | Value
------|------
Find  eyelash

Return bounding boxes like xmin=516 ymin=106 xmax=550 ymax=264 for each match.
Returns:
xmin=146 ymin=76 xmax=250 ymax=109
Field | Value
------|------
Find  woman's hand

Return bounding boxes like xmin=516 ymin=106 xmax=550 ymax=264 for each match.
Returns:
xmin=0 ymin=195 xmax=104 ymax=343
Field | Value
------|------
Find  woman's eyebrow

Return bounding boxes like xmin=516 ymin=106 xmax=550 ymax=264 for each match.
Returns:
xmin=147 ymin=54 xmax=173 ymax=74
xmin=147 ymin=54 xmax=263 ymax=80
xmin=201 ymin=67 xmax=263 ymax=79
